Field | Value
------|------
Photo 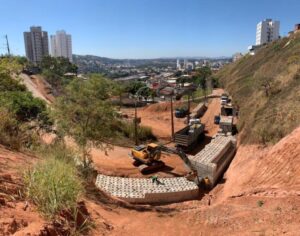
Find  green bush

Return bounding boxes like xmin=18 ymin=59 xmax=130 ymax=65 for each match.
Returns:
xmin=0 ymin=108 xmax=41 ymax=150
xmin=35 ymin=142 xmax=78 ymax=165
xmin=117 ymin=121 xmax=156 ymax=142
xmin=0 ymin=70 xmax=51 ymax=150
xmin=24 ymin=157 xmax=82 ymax=218
xmin=0 ymin=91 xmax=47 ymax=122
xmin=0 ymin=72 xmax=26 ymax=91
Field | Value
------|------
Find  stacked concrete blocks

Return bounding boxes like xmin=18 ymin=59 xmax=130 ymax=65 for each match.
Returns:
xmin=95 ymin=174 xmax=199 ymax=204
xmin=188 ymin=135 xmax=236 ymax=187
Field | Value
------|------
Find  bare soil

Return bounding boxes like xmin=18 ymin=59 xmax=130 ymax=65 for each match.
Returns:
xmin=2 ymin=88 xmax=300 ymax=235
xmin=0 ymin=146 xmax=45 ymax=235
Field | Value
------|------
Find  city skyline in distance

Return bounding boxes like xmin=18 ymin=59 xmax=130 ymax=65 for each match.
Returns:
xmin=1 ymin=0 xmax=300 ymax=59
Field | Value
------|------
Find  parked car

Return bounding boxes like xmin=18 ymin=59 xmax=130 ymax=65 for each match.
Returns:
xmin=220 ymin=93 xmax=229 ymax=105
xmin=175 ymin=107 xmax=188 ymax=118
xmin=214 ymin=115 xmax=221 ymax=124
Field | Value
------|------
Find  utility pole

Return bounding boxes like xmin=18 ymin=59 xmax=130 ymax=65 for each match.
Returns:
xmin=170 ymin=96 xmax=175 ymax=141
xmin=134 ymin=99 xmax=138 ymax=146
xmin=187 ymin=93 xmax=190 ymax=124
xmin=5 ymin=35 xmax=11 ymax=56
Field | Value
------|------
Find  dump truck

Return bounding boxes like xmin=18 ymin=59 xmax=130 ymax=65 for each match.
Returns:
xmin=174 ymin=119 xmax=205 ymax=151
xmin=221 ymin=104 xmax=236 ymax=116
xmin=219 ymin=115 xmax=233 ymax=134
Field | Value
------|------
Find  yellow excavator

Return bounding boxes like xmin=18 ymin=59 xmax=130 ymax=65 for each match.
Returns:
xmin=129 ymin=143 xmax=203 ymax=185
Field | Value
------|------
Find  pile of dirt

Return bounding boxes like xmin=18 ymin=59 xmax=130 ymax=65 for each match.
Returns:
xmin=142 ymin=101 xmax=177 ymax=112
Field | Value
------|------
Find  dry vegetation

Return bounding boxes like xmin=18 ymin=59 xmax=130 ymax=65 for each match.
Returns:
xmin=217 ymin=33 xmax=300 ymax=144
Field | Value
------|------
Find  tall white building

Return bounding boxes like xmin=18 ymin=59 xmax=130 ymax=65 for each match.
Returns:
xmin=256 ymin=19 xmax=280 ymax=45
xmin=183 ymin=59 xmax=188 ymax=69
xmin=50 ymin=30 xmax=72 ymax=62
xmin=176 ymin=59 xmax=181 ymax=70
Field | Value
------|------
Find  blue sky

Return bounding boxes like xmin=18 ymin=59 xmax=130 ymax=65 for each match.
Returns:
xmin=1 ymin=0 xmax=300 ymax=58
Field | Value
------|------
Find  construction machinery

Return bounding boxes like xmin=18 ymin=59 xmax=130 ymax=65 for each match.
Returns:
xmin=129 ymin=143 xmax=200 ymax=184
xmin=174 ymin=119 xmax=205 ymax=151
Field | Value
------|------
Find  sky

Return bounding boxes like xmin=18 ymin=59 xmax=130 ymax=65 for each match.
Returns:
xmin=1 ymin=0 xmax=300 ymax=59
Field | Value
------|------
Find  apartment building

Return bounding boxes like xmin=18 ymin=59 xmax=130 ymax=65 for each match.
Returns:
xmin=50 ymin=30 xmax=72 ymax=62
xmin=256 ymin=19 xmax=280 ymax=45
xmin=24 ymin=26 xmax=49 ymax=64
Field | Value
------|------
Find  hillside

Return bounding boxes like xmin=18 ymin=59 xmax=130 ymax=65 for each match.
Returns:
xmin=217 ymin=33 xmax=300 ymax=144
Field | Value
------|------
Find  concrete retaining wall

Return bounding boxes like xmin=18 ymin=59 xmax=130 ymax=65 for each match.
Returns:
xmin=188 ymin=134 xmax=236 ymax=187
xmin=95 ymin=175 xmax=199 ymax=204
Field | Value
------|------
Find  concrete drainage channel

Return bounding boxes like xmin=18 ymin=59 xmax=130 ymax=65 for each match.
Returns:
xmin=95 ymin=134 xmax=236 ymax=204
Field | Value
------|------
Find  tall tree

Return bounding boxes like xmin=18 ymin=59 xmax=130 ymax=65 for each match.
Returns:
xmin=194 ymin=66 xmax=212 ymax=99
xmin=52 ymin=74 xmax=117 ymax=166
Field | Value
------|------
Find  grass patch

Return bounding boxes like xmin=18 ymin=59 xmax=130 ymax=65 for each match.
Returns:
xmin=182 ymin=88 xmax=212 ymax=100
xmin=119 ymin=121 xmax=156 ymax=142
xmin=24 ymin=157 xmax=82 ymax=218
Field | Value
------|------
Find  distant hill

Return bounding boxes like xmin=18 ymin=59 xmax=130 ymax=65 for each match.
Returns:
xmin=216 ymin=33 xmax=300 ymax=144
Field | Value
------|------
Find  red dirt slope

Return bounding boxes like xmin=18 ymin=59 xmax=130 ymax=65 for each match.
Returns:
xmin=0 ymin=146 xmax=45 ymax=235
xmin=214 ymin=126 xmax=300 ymax=202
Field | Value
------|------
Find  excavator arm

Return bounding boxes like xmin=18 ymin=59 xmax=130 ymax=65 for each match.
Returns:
xmin=158 ymin=145 xmax=200 ymax=185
